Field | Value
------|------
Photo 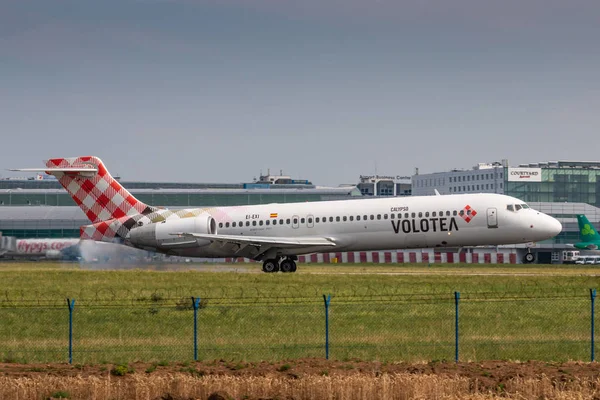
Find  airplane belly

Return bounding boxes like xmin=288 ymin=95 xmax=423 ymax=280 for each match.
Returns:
xmin=167 ymin=248 xmax=224 ymax=258
xmin=404 ymin=234 xmax=427 ymax=248
xmin=342 ymin=231 xmax=411 ymax=251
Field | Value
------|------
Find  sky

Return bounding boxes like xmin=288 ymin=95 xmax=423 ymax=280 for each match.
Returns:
xmin=1 ymin=0 xmax=599 ymax=185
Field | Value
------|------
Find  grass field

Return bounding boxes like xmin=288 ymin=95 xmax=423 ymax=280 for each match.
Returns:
xmin=0 ymin=261 xmax=599 ymax=364
xmin=1 ymin=261 xmax=599 ymax=302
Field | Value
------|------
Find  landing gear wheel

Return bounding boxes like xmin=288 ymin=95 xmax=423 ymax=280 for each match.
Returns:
xmin=291 ymin=260 xmax=297 ymax=272
xmin=262 ymin=259 xmax=279 ymax=273
xmin=523 ymin=252 xmax=535 ymax=263
xmin=280 ymin=259 xmax=295 ymax=273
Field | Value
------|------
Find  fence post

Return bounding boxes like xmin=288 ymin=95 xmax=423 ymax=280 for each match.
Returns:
xmin=323 ymin=294 xmax=331 ymax=360
xmin=454 ymin=291 xmax=460 ymax=363
xmin=192 ymin=297 xmax=201 ymax=361
xmin=591 ymin=289 xmax=596 ymax=362
xmin=66 ymin=298 xmax=75 ymax=364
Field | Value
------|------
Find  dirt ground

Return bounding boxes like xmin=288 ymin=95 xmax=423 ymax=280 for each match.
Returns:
xmin=1 ymin=358 xmax=599 ymax=393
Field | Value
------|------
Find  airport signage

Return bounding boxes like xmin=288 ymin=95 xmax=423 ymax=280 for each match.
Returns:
xmin=360 ymin=175 xmax=411 ymax=182
xmin=507 ymin=167 xmax=542 ymax=182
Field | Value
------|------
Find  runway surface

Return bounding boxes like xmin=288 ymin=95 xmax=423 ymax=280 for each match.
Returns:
xmin=74 ymin=262 xmax=600 ymax=277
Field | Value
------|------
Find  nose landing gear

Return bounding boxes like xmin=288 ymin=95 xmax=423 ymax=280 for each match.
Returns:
xmin=523 ymin=252 xmax=535 ymax=263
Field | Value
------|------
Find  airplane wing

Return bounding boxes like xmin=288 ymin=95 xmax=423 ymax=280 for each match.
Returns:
xmin=173 ymin=232 xmax=337 ymax=259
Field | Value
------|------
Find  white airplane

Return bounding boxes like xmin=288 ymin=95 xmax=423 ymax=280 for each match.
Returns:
xmin=12 ymin=156 xmax=562 ymax=272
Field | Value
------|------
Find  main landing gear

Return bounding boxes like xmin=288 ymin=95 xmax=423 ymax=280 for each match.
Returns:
xmin=262 ymin=257 xmax=298 ymax=273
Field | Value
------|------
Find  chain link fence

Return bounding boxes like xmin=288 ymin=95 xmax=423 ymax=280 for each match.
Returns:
xmin=0 ymin=290 xmax=597 ymax=364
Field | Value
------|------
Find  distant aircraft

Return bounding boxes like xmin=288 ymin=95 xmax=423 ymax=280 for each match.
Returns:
xmin=571 ymin=215 xmax=600 ymax=250
xmin=12 ymin=156 xmax=562 ymax=271
xmin=0 ymin=237 xmax=152 ymax=262
xmin=0 ymin=238 xmax=80 ymax=260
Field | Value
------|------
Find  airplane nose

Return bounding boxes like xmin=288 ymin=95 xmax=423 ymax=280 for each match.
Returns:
xmin=529 ymin=213 xmax=562 ymax=242
xmin=544 ymin=215 xmax=562 ymax=238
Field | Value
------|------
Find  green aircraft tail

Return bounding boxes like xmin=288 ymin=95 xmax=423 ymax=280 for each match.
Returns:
xmin=577 ymin=214 xmax=599 ymax=241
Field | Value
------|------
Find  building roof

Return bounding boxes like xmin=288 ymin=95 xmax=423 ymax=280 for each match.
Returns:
xmin=0 ymin=206 xmax=86 ymax=220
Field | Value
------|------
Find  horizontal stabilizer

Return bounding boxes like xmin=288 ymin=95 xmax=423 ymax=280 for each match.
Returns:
xmin=9 ymin=167 xmax=97 ymax=172
xmin=9 ymin=167 xmax=98 ymax=177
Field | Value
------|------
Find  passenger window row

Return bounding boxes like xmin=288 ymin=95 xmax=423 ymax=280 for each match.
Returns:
xmin=217 ymin=209 xmax=468 ymax=229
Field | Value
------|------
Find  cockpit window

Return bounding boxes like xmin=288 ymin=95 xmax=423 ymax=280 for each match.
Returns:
xmin=507 ymin=204 xmax=514 ymax=211
xmin=515 ymin=204 xmax=522 ymax=211
xmin=521 ymin=204 xmax=530 ymax=209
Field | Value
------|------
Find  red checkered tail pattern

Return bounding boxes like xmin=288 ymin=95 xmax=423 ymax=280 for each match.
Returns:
xmin=44 ymin=156 xmax=158 ymax=223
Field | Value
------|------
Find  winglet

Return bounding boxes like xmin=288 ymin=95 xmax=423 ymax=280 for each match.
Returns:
xmin=434 ymin=189 xmax=441 ymax=196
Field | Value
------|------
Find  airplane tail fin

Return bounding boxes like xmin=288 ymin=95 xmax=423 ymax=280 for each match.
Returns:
xmin=13 ymin=156 xmax=165 ymax=242
xmin=44 ymin=156 xmax=158 ymax=223
xmin=576 ymin=214 xmax=599 ymax=241
xmin=13 ymin=156 xmax=158 ymax=223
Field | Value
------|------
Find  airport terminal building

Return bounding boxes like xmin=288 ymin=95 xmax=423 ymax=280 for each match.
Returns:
xmin=356 ymin=175 xmax=412 ymax=197
xmin=412 ymin=160 xmax=600 ymax=206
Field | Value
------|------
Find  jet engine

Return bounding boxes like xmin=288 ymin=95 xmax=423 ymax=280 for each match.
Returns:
xmin=129 ymin=215 xmax=217 ymax=249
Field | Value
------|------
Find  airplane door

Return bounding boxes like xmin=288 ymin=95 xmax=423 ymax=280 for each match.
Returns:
xmin=307 ymin=215 xmax=314 ymax=228
xmin=487 ymin=208 xmax=498 ymax=228
xmin=292 ymin=215 xmax=299 ymax=229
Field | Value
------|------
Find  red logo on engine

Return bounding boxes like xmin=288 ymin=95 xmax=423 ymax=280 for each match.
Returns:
xmin=461 ymin=205 xmax=477 ymax=223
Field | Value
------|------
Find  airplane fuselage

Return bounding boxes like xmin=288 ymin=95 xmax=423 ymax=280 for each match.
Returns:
xmin=127 ymin=193 xmax=561 ymax=258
